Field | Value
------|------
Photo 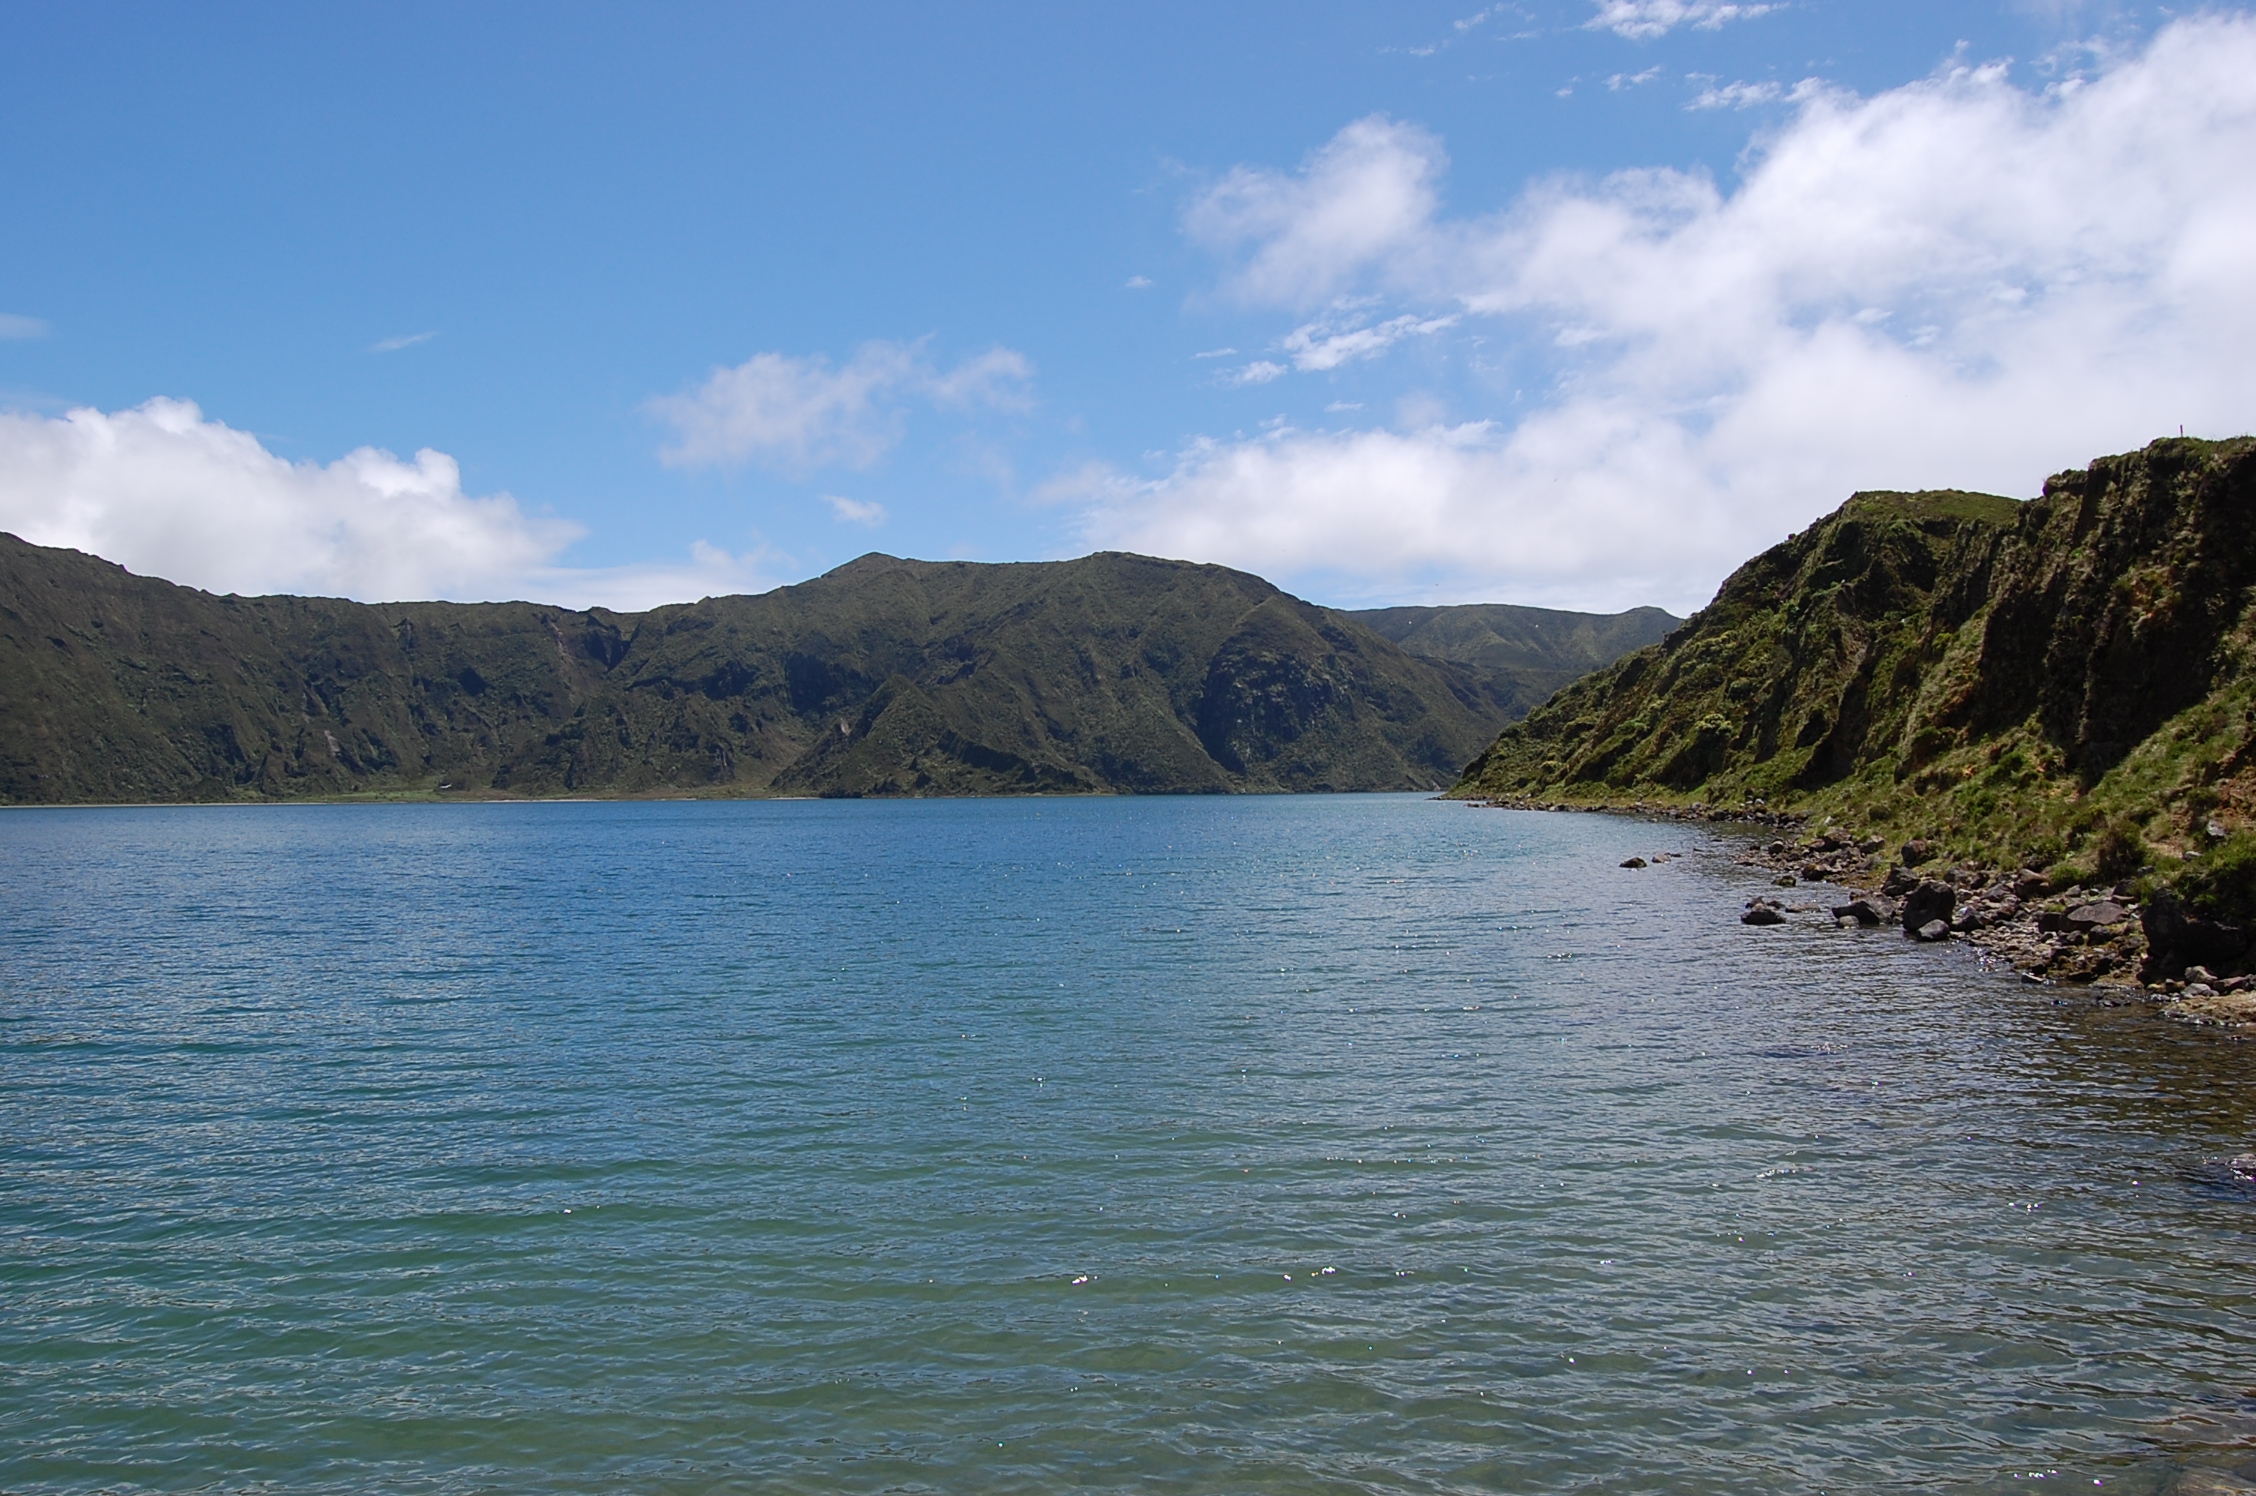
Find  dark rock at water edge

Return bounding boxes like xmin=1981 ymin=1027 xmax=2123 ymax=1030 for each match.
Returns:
xmin=2139 ymin=887 xmax=2250 ymax=982
xmin=1899 ymin=879 xmax=1957 ymax=937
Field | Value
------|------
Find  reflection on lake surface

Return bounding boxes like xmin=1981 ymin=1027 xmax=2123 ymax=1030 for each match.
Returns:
xmin=3 ymin=794 xmax=2253 ymax=1494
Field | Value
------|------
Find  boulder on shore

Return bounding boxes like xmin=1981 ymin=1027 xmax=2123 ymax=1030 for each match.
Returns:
xmin=2140 ymin=887 xmax=2251 ymax=982
xmin=1900 ymin=879 xmax=1956 ymax=939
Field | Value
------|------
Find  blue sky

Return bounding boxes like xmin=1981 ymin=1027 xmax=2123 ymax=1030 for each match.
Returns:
xmin=3 ymin=1 xmax=2253 ymax=613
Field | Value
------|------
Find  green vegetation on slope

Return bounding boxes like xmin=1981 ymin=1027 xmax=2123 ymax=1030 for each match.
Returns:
xmin=1349 ymin=602 xmax=1680 ymax=718
xmin=1 ymin=543 xmax=1534 ymax=803
xmin=1457 ymin=436 xmax=2256 ymax=899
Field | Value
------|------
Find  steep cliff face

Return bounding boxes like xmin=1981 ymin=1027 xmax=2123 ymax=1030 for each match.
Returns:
xmin=1459 ymin=436 xmax=2256 ymax=883
xmin=0 ymin=542 xmax=1518 ymax=802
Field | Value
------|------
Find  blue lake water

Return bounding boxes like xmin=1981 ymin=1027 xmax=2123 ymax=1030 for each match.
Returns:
xmin=4 ymin=794 xmax=2254 ymax=1494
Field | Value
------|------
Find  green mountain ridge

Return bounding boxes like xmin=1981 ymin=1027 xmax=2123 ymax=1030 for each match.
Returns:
xmin=1349 ymin=602 xmax=1680 ymax=718
xmin=0 ymin=538 xmax=1666 ymax=804
xmin=1456 ymin=435 xmax=2256 ymax=897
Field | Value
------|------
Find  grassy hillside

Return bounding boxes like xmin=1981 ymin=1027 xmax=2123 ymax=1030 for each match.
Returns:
xmin=1349 ymin=602 xmax=1679 ymax=718
xmin=1456 ymin=436 xmax=2256 ymax=896
xmin=0 ymin=542 xmax=1523 ymax=803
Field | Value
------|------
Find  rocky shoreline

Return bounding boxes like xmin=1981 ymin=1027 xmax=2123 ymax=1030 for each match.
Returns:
xmin=1467 ymin=795 xmax=2256 ymax=1032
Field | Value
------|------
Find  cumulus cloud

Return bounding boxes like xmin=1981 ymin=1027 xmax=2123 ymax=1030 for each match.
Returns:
xmin=647 ymin=340 xmax=1032 ymax=472
xmin=0 ymin=397 xmax=796 ymax=610
xmin=0 ymin=313 xmax=49 ymax=340
xmin=1083 ymin=17 xmax=2256 ymax=612
xmin=0 ymin=398 xmax=585 ymax=602
xmin=1587 ymin=0 xmax=1777 ymax=40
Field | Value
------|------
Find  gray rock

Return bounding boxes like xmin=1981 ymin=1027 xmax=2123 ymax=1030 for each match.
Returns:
xmin=2067 ymin=900 xmax=2130 ymax=930
xmin=1620 ymin=856 xmax=1647 ymax=868
xmin=1901 ymin=839 xmax=1937 ymax=866
xmin=1832 ymin=899 xmax=1884 ymax=927
xmin=1914 ymin=919 xmax=1951 ymax=942
xmin=1741 ymin=905 xmax=1786 ymax=926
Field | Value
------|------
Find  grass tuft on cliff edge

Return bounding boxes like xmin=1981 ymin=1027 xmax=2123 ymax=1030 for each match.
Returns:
xmin=1454 ymin=436 xmax=2256 ymax=903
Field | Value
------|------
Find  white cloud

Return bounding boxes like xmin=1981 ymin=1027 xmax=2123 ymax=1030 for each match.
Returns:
xmin=0 ymin=313 xmax=49 ymax=340
xmin=1067 ymin=418 xmax=1719 ymax=609
xmin=1688 ymin=77 xmax=1819 ymax=110
xmin=1193 ymin=347 xmax=1239 ymax=359
xmin=1094 ymin=18 xmax=2256 ymax=612
xmin=1232 ymin=360 xmax=1288 ymax=385
xmin=647 ymin=340 xmax=1032 ymax=472
xmin=1587 ymin=0 xmax=1777 ymax=40
xmin=647 ymin=343 xmax=918 ymax=472
xmin=371 ymin=330 xmax=439 ymax=353
xmin=0 ymin=397 xmax=795 ymax=611
xmin=926 ymin=347 xmax=1034 ymax=410
xmin=1184 ymin=116 xmax=1447 ymax=307
xmin=548 ymin=540 xmax=790 ymax=612
xmin=1280 ymin=310 xmax=1459 ymax=371
xmin=1608 ymin=66 xmax=1665 ymax=90
xmin=0 ymin=398 xmax=583 ymax=603
xmin=1126 ymin=275 xmax=1154 ymax=289
xmin=824 ymin=494 xmax=889 ymax=526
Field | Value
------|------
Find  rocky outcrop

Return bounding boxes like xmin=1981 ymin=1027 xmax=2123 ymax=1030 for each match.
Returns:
xmin=1459 ymin=437 xmax=2256 ymax=1010
xmin=1459 ymin=439 xmax=2256 ymax=868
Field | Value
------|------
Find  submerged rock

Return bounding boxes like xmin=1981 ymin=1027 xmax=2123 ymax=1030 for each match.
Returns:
xmin=1742 ymin=905 xmax=1787 ymax=926
xmin=1620 ymin=856 xmax=1647 ymax=868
